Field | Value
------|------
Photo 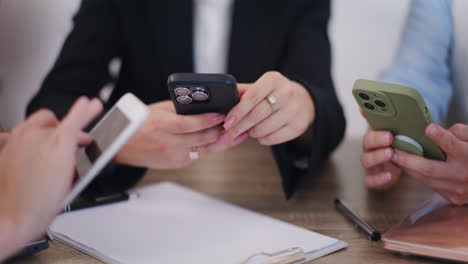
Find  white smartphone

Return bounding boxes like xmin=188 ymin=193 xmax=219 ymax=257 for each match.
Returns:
xmin=63 ymin=93 xmax=149 ymax=206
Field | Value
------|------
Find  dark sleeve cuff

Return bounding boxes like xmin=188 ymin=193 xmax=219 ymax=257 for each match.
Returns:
xmin=271 ymin=75 xmax=346 ymax=199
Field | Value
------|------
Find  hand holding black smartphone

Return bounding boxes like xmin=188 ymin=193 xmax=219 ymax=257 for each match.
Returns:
xmin=167 ymin=73 xmax=240 ymax=115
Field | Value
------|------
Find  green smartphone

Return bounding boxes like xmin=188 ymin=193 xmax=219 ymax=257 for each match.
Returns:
xmin=352 ymin=79 xmax=446 ymax=161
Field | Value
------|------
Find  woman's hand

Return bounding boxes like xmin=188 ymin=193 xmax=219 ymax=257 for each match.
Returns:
xmin=393 ymin=124 xmax=468 ymax=205
xmin=360 ymin=129 xmax=402 ymax=189
xmin=115 ymin=100 xmax=248 ymax=169
xmin=223 ymin=71 xmax=315 ymax=146
xmin=0 ymin=97 xmax=102 ymax=260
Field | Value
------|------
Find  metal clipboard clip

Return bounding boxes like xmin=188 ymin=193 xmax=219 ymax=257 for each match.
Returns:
xmin=241 ymin=247 xmax=306 ymax=264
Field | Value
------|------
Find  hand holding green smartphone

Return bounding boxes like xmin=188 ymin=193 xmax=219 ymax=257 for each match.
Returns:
xmin=352 ymin=79 xmax=446 ymax=161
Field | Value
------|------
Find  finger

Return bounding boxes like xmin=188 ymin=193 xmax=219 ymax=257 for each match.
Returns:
xmin=360 ymin=148 xmax=394 ymax=169
xmin=362 ymin=130 xmax=393 ymax=151
xmin=22 ymin=109 xmax=59 ymax=129
xmin=228 ymin=95 xmax=280 ymax=138
xmin=359 ymin=108 xmax=365 ymax=118
xmin=446 ymin=192 xmax=468 ymax=206
xmin=449 ymin=123 xmax=468 ymax=141
xmin=224 ymin=72 xmax=279 ymax=130
xmin=61 ymin=97 xmax=103 ymax=133
xmin=169 ymin=126 xmax=223 ymax=148
xmin=257 ymin=125 xmax=296 ymax=146
xmin=426 ymin=124 xmax=468 ymax=156
xmin=238 ymin=83 xmax=250 ymax=98
xmin=78 ymin=132 xmax=93 ymax=146
xmin=199 ymin=132 xmax=249 ymax=155
xmin=406 ymin=168 xmax=468 ymax=200
xmin=248 ymin=99 xmax=293 ymax=139
xmin=365 ymin=171 xmax=397 ymax=190
xmin=163 ymin=112 xmax=225 ymax=134
xmin=392 ymin=150 xmax=448 ymax=180
xmin=0 ymin=133 xmax=8 ymax=150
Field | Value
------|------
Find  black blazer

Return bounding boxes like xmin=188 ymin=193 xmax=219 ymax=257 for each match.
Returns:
xmin=28 ymin=0 xmax=346 ymax=199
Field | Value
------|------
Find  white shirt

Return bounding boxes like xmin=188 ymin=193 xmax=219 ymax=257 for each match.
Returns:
xmin=194 ymin=0 xmax=234 ymax=74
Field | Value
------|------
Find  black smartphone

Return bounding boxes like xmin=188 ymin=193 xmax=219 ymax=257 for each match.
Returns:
xmin=167 ymin=73 xmax=239 ymax=115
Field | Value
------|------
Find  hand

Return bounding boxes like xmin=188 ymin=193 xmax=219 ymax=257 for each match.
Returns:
xmin=360 ymin=128 xmax=402 ymax=189
xmin=0 ymin=97 xmax=102 ymax=260
xmin=0 ymin=133 xmax=8 ymax=151
xmin=393 ymin=124 xmax=468 ymax=205
xmin=223 ymin=71 xmax=315 ymax=146
xmin=115 ymin=100 xmax=248 ymax=169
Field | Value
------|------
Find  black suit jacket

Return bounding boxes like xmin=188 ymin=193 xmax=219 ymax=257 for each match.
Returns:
xmin=28 ymin=0 xmax=346 ymax=199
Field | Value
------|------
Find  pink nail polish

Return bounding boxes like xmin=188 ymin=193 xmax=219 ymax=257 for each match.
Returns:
xmin=392 ymin=151 xmax=398 ymax=162
xmin=234 ymin=133 xmax=248 ymax=143
xmin=217 ymin=132 xmax=230 ymax=144
xmin=210 ymin=114 xmax=224 ymax=123
xmin=224 ymin=116 xmax=236 ymax=129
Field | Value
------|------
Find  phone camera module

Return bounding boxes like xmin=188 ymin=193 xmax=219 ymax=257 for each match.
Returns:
xmin=374 ymin=100 xmax=386 ymax=108
xmin=192 ymin=91 xmax=209 ymax=101
xmin=358 ymin=93 xmax=370 ymax=100
xmin=174 ymin=87 xmax=191 ymax=96
xmin=176 ymin=95 xmax=192 ymax=104
xmin=364 ymin=103 xmax=375 ymax=110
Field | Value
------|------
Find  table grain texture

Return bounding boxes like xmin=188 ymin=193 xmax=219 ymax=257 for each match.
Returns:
xmin=9 ymin=138 xmax=446 ymax=264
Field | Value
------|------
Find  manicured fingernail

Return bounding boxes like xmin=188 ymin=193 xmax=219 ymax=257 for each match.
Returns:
xmin=224 ymin=116 xmax=236 ymax=129
xmin=385 ymin=149 xmax=393 ymax=159
xmin=211 ymin=114 xmax=225 ymax=123
xmin=380 ymin=173 xmax=392 ymax=183
xmin=234 ymin=132 xmax=248 ymax=143
xmin=386 ymin=133 xmax=393 ymax=144
xmin=428 ymin=124 xmax=438 ymax=137
xmin=216 ymin=132 xmax=230 ymax=144
xmin=392 ymin=151 xmax=398 ymax=162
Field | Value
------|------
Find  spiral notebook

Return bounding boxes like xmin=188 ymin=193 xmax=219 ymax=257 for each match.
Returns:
xmin=49 ymin=182 xmax=347 ymax=264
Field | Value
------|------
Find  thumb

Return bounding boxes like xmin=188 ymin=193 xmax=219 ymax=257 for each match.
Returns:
xmin=426 ymin=124 xmax=466 ymax=156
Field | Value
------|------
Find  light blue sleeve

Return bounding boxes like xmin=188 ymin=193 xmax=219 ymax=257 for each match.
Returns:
xmin=379 ymin=0 xmax=453 ymax=124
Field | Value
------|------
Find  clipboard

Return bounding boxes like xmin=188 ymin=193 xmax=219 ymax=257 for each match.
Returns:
xmin=49 ymin=182 xmax=347 ymax=264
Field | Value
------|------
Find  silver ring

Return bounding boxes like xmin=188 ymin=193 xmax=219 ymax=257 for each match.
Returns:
xmin=189 ymin=147 xmax=199 ymax=160
xmin=266 ymin=95 xmax=277 ymax=110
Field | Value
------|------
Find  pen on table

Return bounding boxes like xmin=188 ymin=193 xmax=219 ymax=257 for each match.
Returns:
xmin=62 ymin=192 xmax=129 ymax=214
xmin=334 ymin=198 xmax=381 ymax=241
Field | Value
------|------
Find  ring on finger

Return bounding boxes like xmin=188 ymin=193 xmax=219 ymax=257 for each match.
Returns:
xmin=265 ymin=95 xmax=278 ymax=112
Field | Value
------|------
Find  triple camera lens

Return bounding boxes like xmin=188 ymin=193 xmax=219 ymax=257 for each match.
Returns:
xmin=359 ymin=92 xmax=387 ymax=111
xmin=358 ymin=93 xmax=370 ymax=100
xmin=364 ymin=103 xmax=375 ymax=110
xmin=374 ymin=100 xmax=386 ymax=108
xmin=174 ymin=86 xmax=209 ymax=104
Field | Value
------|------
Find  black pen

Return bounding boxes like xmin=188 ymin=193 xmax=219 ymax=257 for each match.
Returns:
xmin=62 ymin=192 xmax=130 ymax=214
xmin=334 ymin=198 xmax=381 ymax=241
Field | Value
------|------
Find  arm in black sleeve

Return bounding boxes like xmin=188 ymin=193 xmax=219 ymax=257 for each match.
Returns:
xmin=275 ymin=0 xmax=346 ymax=199
xmin=27 ymin=0 xmax=145 ymax=198
xmin=27 ymin=0 xmax=123 ymax=117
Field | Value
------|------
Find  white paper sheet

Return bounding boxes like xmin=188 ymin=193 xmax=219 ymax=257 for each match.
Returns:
xmin=50 ymin=182 xmax=347 ymax=264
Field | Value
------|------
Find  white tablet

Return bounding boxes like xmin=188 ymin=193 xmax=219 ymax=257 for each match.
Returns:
xmin=63 ymin=93 xmax=149 ymax=206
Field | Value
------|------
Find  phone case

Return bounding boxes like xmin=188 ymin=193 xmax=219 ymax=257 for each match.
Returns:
xmin=352 ymin=79 xmax=446 ymax=161
xmin=167 ymin=73 xmax=239 ymax=115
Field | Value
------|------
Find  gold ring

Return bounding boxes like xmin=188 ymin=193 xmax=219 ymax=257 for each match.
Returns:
xmin=265 ymin=95 xmax=277 ymax=110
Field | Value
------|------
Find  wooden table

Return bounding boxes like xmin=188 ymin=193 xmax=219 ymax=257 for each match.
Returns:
xmin=11 ymin=138 xmax=445 ymax=264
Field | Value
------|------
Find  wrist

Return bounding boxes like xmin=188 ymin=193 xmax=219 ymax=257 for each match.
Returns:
xmin=291 ymin=80 xmax=315 ymax=127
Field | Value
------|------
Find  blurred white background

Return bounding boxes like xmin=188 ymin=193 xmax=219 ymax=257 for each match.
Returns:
xmin=0 ymin=0 xmax=409 ymax=138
